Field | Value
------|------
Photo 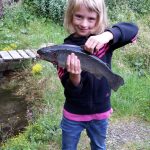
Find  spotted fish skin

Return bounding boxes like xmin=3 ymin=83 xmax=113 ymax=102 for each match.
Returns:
xmin=37 ymin=44 xmax=124 ymax=91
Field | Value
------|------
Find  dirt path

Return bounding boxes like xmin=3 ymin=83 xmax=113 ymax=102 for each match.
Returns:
xmin=107 ymin=118 xmax=150 ymax=149
xmin=78 ymin=118 xmax=150 ymax=150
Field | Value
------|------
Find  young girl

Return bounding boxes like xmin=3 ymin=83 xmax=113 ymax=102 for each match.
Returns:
xmin=57 ymin=0 xmax=138 ymax=149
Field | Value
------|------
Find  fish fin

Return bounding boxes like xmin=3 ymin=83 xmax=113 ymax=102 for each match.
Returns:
xmin=109 ymin=74 xmax=124 ymax=92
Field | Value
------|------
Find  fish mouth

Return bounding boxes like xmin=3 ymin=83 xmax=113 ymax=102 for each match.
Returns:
xmin=37 ymin=49 xmax=46 ymax=55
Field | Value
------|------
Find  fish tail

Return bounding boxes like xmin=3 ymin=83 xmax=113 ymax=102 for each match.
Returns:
xmin=109 ymin=74 xmax=124 ymax=91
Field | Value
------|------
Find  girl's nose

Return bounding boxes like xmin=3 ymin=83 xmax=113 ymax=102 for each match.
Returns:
xmin=80 ymin=19 xmax=88 ymax=27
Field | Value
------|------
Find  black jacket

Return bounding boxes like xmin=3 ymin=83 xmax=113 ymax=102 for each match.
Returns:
xmin=59 ymin=22 xmax=138 ymax=115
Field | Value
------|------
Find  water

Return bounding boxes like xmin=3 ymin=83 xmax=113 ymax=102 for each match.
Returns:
xmin=0 ymin=89 xmax=28 ymax=142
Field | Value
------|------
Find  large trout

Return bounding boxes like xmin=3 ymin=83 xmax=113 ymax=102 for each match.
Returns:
xmin=37 ymin=44 xmax=124 ymax=91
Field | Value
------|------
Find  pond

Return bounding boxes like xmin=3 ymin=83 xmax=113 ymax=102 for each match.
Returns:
xmin=0 ymin=88 xmax=28 ymax=143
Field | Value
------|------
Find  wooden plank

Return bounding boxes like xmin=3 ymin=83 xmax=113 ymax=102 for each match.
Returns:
xmin=8 ymin=50 xmax=23 ymax=60
xmin=25 ymin=49 xmax=36 ymax=58
xmin=31 ymin=49 xmax=38 ymax=58
xmin=17 ymin=50 xmax=30 ymax=59
xmin=31 ymin=49 xmax=37 ymax=55
xmin=0 ymin=51 xmax=12 ymax=60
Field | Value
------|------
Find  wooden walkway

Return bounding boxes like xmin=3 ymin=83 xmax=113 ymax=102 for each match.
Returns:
xmin=0 ymin=49 xmax=36 ymax=76
xmin=0 ymin=49 xmax=36 ymax=61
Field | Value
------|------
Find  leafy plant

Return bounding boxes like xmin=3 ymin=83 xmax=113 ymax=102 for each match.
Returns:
xmin=106 ymin=0 xmax=150 ymax=25
xmin=3 ymin=2 xmax=34 ymax=29
xmin=23 ymin=0 xmax=66 ymax=24
xmin=106 ymin=0 xmax=150 ymax=16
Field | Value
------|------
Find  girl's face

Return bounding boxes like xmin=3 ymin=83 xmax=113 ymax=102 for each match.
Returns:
xmin=72 ymin=5 xmax=98 ymax=37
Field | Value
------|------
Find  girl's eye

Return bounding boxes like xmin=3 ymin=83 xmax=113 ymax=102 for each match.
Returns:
xmin=74 ymin=14 xmax=82 ymax=19
xmin=88 ymin=17 xmax=96 ymax=21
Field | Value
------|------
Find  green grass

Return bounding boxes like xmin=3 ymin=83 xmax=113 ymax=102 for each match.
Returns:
xmin=0 ymin=18 xmax=67 ymax=50
xmin=111 ymin=50 xmax=150 ymax=121
xmin=112 ymin=71 xmax=150 ymax=120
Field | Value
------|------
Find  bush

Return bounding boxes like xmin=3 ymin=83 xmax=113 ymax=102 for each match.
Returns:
xmin=106 ymin=0 xmax=150 ymax=15
xmin=23 ymin=0 xmax=66 ymax=24
xmin=3 ymin=2 xmax=33 ymax=28
xmin=125 ymin=16 xmax=150 ymax=76
xmin=0 ymin=2 xmax=34 ymax=50
xmin=124 ymin=46 xmax=150 ymax=76
xmin=107 ymin=3 xmax=136 ymax=22
xmin=23 ymin=0 xmax=150 ymax=24
xmin=106 ymin=0 xmax=150 ymax=23
xmin=127 ymin=0 xmax=150 ymax=15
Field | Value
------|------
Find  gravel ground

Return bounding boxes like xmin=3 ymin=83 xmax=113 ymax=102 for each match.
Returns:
xmin=78 ymin=118 xmax=150 ymax=150
xmin=107 ymin=119 xmax=150 ymax=150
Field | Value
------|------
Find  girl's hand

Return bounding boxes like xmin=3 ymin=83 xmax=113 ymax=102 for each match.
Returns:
xmin=84 ymin=31 xmax=113 ymax=54
xmin=66 ymin=53 xmax=81 ymax=86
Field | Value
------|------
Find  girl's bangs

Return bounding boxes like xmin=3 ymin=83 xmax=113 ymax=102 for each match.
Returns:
xmin=72 ymin=0 xmax=100 ymax=13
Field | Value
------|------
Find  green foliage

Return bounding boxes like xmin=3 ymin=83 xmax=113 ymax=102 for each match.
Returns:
xmin=0 ymin=2 xmax=34 ymax=50
xmin=23 ymin=0 xmax=66 ymax=24
xmin=3 ymin=2 xmax=34 ymax=29
xmin=25 ymin=121 xmax=59 ymax=143
xmin=106 ymin=0 xmax=150 ymax=23
xmin=127 ymin=0 xmax=150 ymax=15
xmin=22 ymin=0 xmax=150 ymax=25
xmin=1 ymin=93 xmax=62 ymax=149
xmin=123 ymin=47 xmax=150 ymax=76
xmin=121 ymin=16 xmax=150 ymax=76
xmin=108 ymin=3 xmax=136 ymax=22
xmin=106 ymin=0 xmax=150 ymax=16
xmin=0 ymin=26 xmax=17 ymax=50
xmin=1 ymin=134 xmax=31 ymax=150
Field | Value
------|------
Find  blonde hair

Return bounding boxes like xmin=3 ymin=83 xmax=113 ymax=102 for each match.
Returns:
xmin=64 ymin=0 xmax=108 ymax=34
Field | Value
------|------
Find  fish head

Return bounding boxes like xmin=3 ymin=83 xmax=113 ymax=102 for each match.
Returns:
xmin=37 ymin=46 xmax=57 ymax=63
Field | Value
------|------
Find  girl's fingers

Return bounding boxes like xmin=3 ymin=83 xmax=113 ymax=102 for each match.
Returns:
xmin=95 ymin=43 xmax=104 ymax=51
xmin=84 ymin=37 xmax=100 ymax=53
xmin=84 ymin=38 xmax=95 ymax=53
xmin=66 ymin=53 xmax=81 ymax=74
xmin=72 ymin=54 xmax=81 ymax=74
xmin=73 ymin=55 xmax=78 ymax=74
xmin=77 ymin=59 xmax=81 ymax=74
xmin=70 ymin=53 xmax=75 ymax=72
xmin=74 ymin=57 xmax=81 ymax=74
xmin=85 ymin=35 xmax=107 ymax=53
xmin=66 ymin=54 xmax=71 ymax=72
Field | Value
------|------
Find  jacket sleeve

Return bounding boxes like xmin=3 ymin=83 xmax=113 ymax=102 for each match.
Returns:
xmin=60 ymin=71 xmax=83 ymax=98
xmin=106 ymin=22 xmax=139 ymax=50
xmin=57 ymin=66 xmax=83 ymax=97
